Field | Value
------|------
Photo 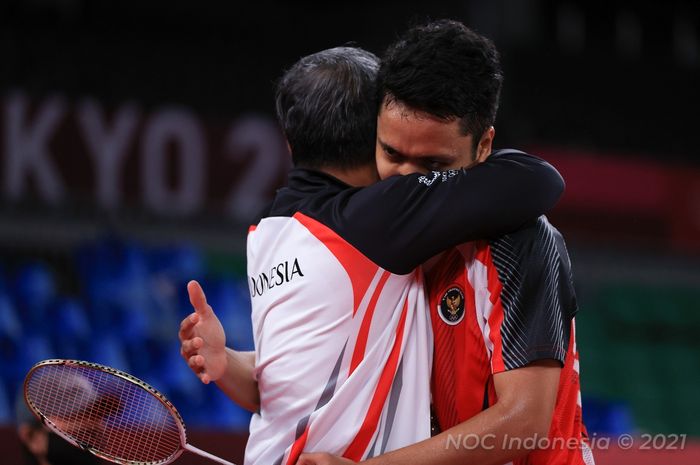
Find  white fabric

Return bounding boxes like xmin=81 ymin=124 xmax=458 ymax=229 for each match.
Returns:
xmin=244 ymin=216 xmax=432 ymax=465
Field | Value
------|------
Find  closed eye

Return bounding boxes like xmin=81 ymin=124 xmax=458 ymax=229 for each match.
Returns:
xmin=382 ymin=144 xmax=403 ymax=161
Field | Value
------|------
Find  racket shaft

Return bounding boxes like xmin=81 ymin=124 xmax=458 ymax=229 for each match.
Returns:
xmin=184 ymin=443 xmax=237 ymax=465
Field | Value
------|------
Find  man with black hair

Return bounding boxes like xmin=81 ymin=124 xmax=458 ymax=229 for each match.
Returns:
xmin=299 ymin=20 xmax=593 ymax=465
xmin=179 ymin=44 xmax=564 ymax=465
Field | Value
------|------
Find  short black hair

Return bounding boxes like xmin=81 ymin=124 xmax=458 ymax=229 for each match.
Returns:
xmin=275 ymin=47 xmax=379 ymax=170
xmin=378 ymin=19 xmax=503 ymax=143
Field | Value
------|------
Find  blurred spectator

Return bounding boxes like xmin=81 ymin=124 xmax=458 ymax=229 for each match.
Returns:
xmin=15 ymin=391 xmax=99 ymax=465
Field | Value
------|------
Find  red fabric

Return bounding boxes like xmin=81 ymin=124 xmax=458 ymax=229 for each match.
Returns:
xmin=428 ymin=245 xmax=590 ymax=464
xmin=294 ymin=212 xmax=378 ymax=316
xmin=343 ymin=298 xmax=409 ymax=461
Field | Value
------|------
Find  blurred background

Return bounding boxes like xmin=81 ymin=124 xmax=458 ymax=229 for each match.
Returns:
xmin=0 ymin=0 xmax=698 ymax=464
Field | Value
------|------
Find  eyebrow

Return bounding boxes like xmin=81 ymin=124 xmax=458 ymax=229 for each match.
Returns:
xmin=378 ymin=138 xmax=454 ymax=161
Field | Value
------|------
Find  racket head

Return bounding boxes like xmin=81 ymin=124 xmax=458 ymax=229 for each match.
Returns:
xmin=24 ymin=359 xmax=188 ymax=465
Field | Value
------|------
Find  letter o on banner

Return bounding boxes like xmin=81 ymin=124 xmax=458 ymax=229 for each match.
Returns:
xmin=141 ymin=107 xmax=205 ymax=215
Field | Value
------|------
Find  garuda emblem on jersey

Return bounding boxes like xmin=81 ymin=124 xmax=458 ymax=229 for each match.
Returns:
xmin=438 ymin=286 xmax=465 ymax=325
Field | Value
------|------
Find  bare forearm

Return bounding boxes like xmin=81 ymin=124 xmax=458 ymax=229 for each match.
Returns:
xmin=362 ymin=402 xmax=543 ymax=465
xmin=361 ymin=361 xmax=560 ymax=465
xmin=214 ymin=349 xmax=260 ymax=412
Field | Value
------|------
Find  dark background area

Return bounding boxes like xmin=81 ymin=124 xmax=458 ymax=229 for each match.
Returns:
xmin=0 ymin=1 xmax=699 ymax=464
xmin=1 ymin=0 xmax=698 ymax=162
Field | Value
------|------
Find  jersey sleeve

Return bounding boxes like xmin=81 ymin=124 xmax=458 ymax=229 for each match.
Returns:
xmin=486 ymin=216 xmax=578 ymax=373
xmin=332 ymin=150 xmax=565 ymax=274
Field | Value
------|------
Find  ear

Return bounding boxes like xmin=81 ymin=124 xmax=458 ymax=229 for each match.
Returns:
xmin=475 ymin=126 xmax=495 ymax=163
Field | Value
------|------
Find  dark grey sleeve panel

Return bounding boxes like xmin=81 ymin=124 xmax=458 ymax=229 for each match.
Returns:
xmin=324 ymin=150 xmax=565 ymax=274
xmin=489 ymin=216 xmax=578 ymax=371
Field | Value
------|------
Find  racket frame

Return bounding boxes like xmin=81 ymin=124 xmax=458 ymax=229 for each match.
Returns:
xmin=24 ymin=358 xmax=189 ymax=465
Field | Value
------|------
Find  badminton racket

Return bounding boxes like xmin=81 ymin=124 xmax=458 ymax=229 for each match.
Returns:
xmin=23 ymin=359 xmax=236 ymax=465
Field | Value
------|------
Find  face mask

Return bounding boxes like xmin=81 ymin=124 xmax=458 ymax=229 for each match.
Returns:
xmin=46 ymin=432 xmax=99 ymax=465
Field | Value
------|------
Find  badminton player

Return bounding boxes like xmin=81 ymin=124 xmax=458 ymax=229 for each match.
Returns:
xmin=180 ymin=45 xmax=564 ymax=465
xmin=298 ymin=20 xmax=593 ymax=465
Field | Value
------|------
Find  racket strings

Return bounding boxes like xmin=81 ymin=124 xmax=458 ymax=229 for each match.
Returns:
xmin=26 ymin=364 xmax=182 ymax=464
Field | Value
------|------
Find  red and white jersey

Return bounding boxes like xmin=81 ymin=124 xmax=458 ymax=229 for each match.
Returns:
xmin=427 ymin=216 xmax=594 ymax=465
xmin=245 ymin=213 xmax=432 ymax=465
xmin=242 ymin=153 xmax=564 ymax=465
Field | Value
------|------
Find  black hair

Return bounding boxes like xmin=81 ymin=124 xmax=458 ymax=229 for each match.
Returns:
xmin=275 ymin=47 xmax=379 ymax=170
xmin=378 ymin=19 xmax=503 ymax=144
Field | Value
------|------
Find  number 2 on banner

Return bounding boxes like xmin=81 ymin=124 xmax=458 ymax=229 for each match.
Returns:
xmin=225 ymin=116 xmax=290 ymax=222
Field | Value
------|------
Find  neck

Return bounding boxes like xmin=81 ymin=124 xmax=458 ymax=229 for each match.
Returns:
xmin=322 ymin=164 xmax=379 ymax=187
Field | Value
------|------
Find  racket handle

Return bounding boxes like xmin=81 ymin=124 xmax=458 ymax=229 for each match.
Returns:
xmin=184 ymin=443 xmax=238 ymax=465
